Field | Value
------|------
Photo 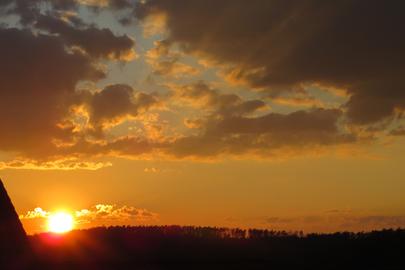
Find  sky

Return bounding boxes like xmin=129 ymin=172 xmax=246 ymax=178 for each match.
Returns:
xmin=1 ymin=0 xmax=405 ymax=234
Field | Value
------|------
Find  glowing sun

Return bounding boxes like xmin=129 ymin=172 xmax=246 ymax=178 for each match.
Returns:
xmin=47 ymin=212 xmax=74 ymax=233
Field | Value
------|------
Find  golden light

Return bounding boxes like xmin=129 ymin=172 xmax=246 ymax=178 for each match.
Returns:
xmin=47 ymin=212 xmax=74 ymax=234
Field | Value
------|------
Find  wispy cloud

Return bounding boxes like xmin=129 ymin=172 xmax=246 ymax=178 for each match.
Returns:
xmin=0 ymin=159 xmax=112 ymax=170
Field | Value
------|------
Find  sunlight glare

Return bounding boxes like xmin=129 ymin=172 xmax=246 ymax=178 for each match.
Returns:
xmin=47 ymin=212 xmax=74 ymax=233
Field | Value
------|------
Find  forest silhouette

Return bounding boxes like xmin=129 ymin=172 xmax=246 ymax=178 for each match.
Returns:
xmin=1 ymin=179 xmax=404 ymax=269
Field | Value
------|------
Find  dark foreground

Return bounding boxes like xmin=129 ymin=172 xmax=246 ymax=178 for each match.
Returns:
xmin=1 ymin=226 xmax=405 ymax=269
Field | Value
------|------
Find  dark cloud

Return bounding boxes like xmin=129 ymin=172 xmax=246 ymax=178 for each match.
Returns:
xmin=0 ymin=24 xmax=150 ymax=161
xmin=0 ymin=1 xmax=153 ymax=164
xmin=169 ymin=108 xmax=354 ymax=158
xmin=0 ymin=27 xmax=104 ymax=156
xmin=0 ymin=0 xmax=136 ymax=28
xmin=36 ymin=15 xmax=135 ymax=60
xmin=135 ymin=0 xmax=405 ymax=124
xmin=1 ymin=0 xmax=136 ymax=60
xmin=108 ymin=0 xmax=133 ymax=10
xmin=0 ymin=0 xmax=78 ymax=24
xmin=166 ymin=82 xmax=355 ymax=158
xmin=171 ymin=81 xmax=266 ymax=116
xmin=80 ymin=84 xmax=159 ymax=131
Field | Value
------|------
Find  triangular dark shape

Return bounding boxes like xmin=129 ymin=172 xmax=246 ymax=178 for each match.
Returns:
xmin=0 ymin=179 xmax=29 ymax=267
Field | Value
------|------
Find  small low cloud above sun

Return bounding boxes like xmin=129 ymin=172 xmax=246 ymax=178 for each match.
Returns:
xmin=47 ymin=212 xmax=74 ymax=234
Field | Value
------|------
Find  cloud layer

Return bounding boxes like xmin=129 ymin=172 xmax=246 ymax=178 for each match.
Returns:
xmin=135 ymin=0 xmax=405 ymax=125
xmin=0 ymin=0 xmax=405 ymax=167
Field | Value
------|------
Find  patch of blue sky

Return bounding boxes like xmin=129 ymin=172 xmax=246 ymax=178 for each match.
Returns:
xmin=75 ymin=6 xmax=175 ymax=95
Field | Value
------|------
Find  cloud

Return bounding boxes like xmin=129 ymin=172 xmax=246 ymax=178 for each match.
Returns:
xmin=144 ymin=167 xmax=160 ymax=173
xmin=168 ymin=109 xmax=355 ymax=159
xmin=263 ymin=213 xmax=405 ymax=232
xmin=1 ymin=0 xmax=135 ymax=25
xmin=0 ymin=1 xmax=158 ymax=164
xmin=271 ymin=94 xmax=324 ymax=108
xmin=35 ymin=14 xmax=136 ymax=61
xmin=77 ymin=0 xmax=109 ymax=7
xmin=170 ymin=81 xmax=267 ymax=116
xmin=389 ymin=126 xmax=405 ymax=136
xmin=0 ymin=27 xmax=104 ymax=157
xmin=1 ymin=0 xmax=397 ymax=165
xmin=57 ymin=135 xmax=158 ymax=158
xmin=1 ymin=0 xmax=78 ymax=25
xmin=19 ymin=207 xmax=49 ymax=220
xmin=146 ymin=40 xmax=199 ymax=78
xmin=135 ymin=0 xmax=405 ymax=125
xmin=0 ymin=17 xmax=155 ymax=163
xmin=75 ymin=204 xmax=159 ymax=224
xmin=20 ymin=204 xmax=159 ymax=233
xmin=77 ymin=84 xmax=160 ymax=132
xmin=166 ymin=83 xmax=355 ymax=158
xmin=77 ymin=0 xmax=132 ymax=9
xmin=49 ymin=82 xmax=355 ymax=160
xmin=0 ymin=27 xmax=154 ymax=158
xmin=0 ymin=159 xmax=112 ymax=170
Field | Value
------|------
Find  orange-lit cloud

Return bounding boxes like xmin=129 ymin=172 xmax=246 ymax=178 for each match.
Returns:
xmin=0 ymin=159 xmax=112 ymax=170
xmin=20 ymin=204 xmax=159 ymax=234
xmin=271 ymin=96 xmax=324 ymax=108
xmin=169 ymin=81 xmax=267 ymax=115
xmin=75 ymin=204 xmax=159 ymax=224
xmin=20 ymin=207 xmax=49 ymax=220
xmin=146 ymin=40 xmax=199 ymax=78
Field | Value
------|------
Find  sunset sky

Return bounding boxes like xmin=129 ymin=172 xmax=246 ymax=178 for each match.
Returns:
xmin=1 ymin=0 xmax=405 ymax=234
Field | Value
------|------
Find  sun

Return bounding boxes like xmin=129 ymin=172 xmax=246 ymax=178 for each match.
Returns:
xmin=47 ymin=211 xmax=74 ymax=234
